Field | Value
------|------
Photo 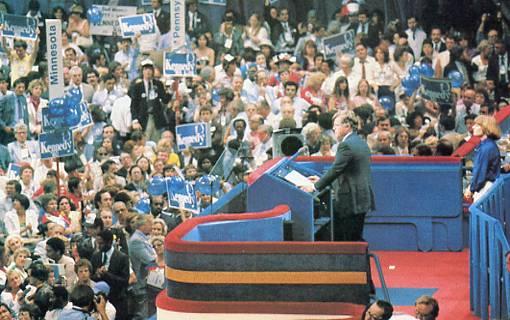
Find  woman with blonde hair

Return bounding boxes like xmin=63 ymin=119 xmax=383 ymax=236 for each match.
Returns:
xmin=301 ymin=72 xmax=326 ymax=106
xmin=0 ymin=269 xmax=25 ymax=316
xmin=6 ymin=248 xmax=30 ymax=281
xmin=472 ymin=40 xmax=491 ymax=83
xmin=27 ymin=79 xmax=47 ymax=137
xmin=465 ymin=115 xmax=502 ymax=202
xmin=151 ymin=218 xmax=168 ymax=238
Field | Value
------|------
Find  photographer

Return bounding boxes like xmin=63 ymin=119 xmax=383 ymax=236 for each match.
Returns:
xmin=58 ymin=284 xmax=108 ymax=320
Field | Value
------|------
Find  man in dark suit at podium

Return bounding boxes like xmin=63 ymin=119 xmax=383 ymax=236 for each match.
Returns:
xmin=303 ymin=111 xmax=375 ymax=241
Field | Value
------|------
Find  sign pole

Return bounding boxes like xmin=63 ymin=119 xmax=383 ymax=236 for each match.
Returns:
xmin=56 ymin=158 xmax=61 ymax=197
xmin=46 ymin=19 xmax=65 ymax=197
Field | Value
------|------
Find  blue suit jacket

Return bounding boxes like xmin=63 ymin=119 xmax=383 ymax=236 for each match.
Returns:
xmin=128 ymin=230 xmax=156 ymax=294
xmin=0 ymin=93 xmax=29 ymax=131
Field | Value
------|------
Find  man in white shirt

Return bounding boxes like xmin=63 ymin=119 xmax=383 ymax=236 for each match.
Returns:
xmin=7 ymin=122 xmax=39 ymax=165
xmin=405 ymin=16 xmax=427 ymax=60
xmin=93 ymin=74 xmax=122 ymax=115
xmin=253 ymin=124 xmax=273 ymax=166
xmin=352 ymin=42 xmax=377 ymax=86
xmin=110 ymin=95 xmax=132 ymax=139
xmin=114 ymin=38 xmax=136 ymax=73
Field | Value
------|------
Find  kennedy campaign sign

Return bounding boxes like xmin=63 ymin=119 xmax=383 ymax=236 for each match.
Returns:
xmin=39 ymin=129 xmax=75 ymax=159
xmin=175 ymin=122 xmax=211 ymax=151
xmin=118 ymin=14 xmax=156 ymax=38
xmin=322 ymin=29 xmax=355 ymax=59
xmin=45 ymin=19 xmax=65 ymax=99
xmin=164 ymin=52 xmax=196 ymax=77
xmin=166 ymin=177 xmax=198 ymax=213
xmin=420 ymin=76 xmax=452 ymax=104
xmin=90 ymin=6 xmax=137 ymax=36
xmin=42 ymin=103 xmax=93 ymax=132
xmin=0 ymin=13 xmax=37 ymax=40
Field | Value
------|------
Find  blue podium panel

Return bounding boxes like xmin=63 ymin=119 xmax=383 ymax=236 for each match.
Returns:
xmin=247 ymin=158 xmax=318 ymax=241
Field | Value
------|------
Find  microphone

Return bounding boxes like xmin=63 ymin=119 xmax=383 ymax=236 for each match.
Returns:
xmin=297 ymin=145 xmax=309 ymax=156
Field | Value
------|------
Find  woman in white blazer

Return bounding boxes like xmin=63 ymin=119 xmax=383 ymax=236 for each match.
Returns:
xmin=27 ymin=79 xmax=48 ymax=137
xmin=5 ymin=194 xmax=39 ymax=238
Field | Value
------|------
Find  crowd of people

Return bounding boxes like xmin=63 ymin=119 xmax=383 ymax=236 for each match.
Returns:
xmin=0 ymin=0 xmax=508 ymax=319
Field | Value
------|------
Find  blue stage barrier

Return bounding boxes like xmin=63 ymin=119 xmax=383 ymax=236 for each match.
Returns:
xmin=298 ymin=156 xmax=464 ymax=251
xmin=470 ymin=174 xmax=510 ymax=320
xmin=183 ymin=213 xmax=289 ymax=242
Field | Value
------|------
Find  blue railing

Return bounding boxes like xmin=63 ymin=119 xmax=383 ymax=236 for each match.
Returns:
xmin=470 ymin=174 xmax=510 ymax=320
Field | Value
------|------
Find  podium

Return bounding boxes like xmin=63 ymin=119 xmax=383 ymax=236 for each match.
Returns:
xmin=247 ymin=156 xmax=334 ymax=241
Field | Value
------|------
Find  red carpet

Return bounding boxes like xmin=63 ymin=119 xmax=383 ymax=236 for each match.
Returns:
xmin=372 ymin=250 xmax=479 ymax=320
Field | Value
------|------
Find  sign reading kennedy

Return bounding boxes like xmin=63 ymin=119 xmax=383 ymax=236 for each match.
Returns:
xmin=39 ymin=129 xmax=74 ymax=159
xmin=164 ymin=52 xmax=196 ymax=77
xmin=118 ymin=14 xmax=156 ymax=38
xmin=90 ymin=6 xmax=137 ymax=36
xmin=175 ymin=123 xmax=211 ymax=151
xmin=0 ymin=13 xmax=37 ymax=40
xmin=42 ymin=102 xmax=93 ymax=132
xmin=166 ymin=177 xmax=198 ymax=213
xmin=322 ymin=30 xmax=355 ymax=59
xmin=420 ymin=76 xmax=452 ymax=104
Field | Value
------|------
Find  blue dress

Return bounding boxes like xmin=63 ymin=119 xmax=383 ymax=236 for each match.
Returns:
xmin=470 ymin=138 xmax=501 ymax=193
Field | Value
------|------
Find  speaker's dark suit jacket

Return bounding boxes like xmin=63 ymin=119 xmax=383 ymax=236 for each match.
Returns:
xmin=315 ymin=132 xmax=375 ymax=217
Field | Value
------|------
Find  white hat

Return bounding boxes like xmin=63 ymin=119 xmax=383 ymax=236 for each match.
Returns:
xmin=141 ymin=59 xmax=154 ymax=68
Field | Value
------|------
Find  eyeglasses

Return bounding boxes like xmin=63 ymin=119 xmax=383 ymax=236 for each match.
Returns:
xmin=98 ymin=153 xmax=109 ymax=156
xmin=153 ymin=202 xmax=164 ymax=206
xmin=153 ymin=242 xmax=163 ymax=247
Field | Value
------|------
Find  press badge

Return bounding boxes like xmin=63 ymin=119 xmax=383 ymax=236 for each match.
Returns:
xmin=500 ymin=64 xmax=507 ymax=75
xmin=149 ymin=89 xmax=157 ymax=100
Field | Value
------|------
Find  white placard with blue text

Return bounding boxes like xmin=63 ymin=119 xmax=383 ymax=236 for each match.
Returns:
xmin=0 ymin=13 xmax=37 ymax=40
xmin=90 ymin=6 xmax=137 ymax=36
xmin=175 ymin=122 xmax=211 ymax=151
xmin=39 ymin=129 xmax=75 ymax=159
xmin=171 ymin=0 xmax=186 ymax=49
xmin=164 ymin=52 xmax=196 ymax=77
xmin=118 ymin=14 xmax=156 ymax=38
xmin=45 ymin=19 xmax=65 ymax=99
xmin=166 ymin=180 xmax=198 ymax=213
